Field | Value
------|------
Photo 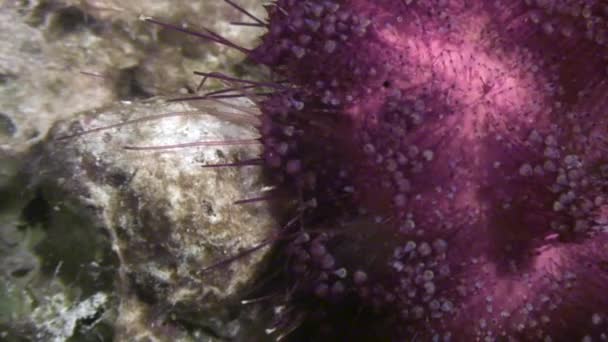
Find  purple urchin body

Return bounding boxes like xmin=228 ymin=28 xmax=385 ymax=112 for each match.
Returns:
xmin=243 ymin=0 xmax=608 ymax=340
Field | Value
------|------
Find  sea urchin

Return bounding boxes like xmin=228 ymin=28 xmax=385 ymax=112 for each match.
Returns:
xmin=78 ymin=0 xmax=608 ymax=340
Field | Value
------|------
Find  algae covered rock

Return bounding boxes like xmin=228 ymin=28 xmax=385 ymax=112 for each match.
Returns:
xmin=35 ymin=97 xmax=277 ymax=340
xmin=0 ymin=0 xmax=275 ymax=340
xmin=0 ymin=0 xmax=265 ymax=156
xmin=0 ymin=160 xmax=118 ymax=341
xmin=0 ymin=1 xmax=118 ymax=155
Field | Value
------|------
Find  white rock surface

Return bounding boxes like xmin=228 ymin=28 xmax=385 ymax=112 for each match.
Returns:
xmin=0 ymin=0 xmax=266 ymax=155
xmin=2 ymin=1 xmax=274 ymax=340
xmin=0 ymin=2 xmax=117 ymax=154
xmin=43 ymin=97 xmax=276 ymax=311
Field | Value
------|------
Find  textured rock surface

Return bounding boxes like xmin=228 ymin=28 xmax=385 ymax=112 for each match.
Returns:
xmin=0 ymin=0 xmax=265 ymax=156
xmin=0 ymin=158 xmax=118 ymax=341
xmin=0 ymin=0 xmax=273 ymax=340
xmin=59 ymin=0 xmax=268 ymax=98
xmin=0 ymin=1 xmax=116 ymax=155
xmin=44 ymin=97 xmax=275 ymax=306
xmin=37 ymin=97 xmax=276 ymax=340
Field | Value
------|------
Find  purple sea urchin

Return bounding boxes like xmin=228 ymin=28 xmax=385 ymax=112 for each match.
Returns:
xmin=236 ymin=1 xmax=608 ymax=339
xmin=257 ymin=1 xmax=608 ymax=340
xmin=75 ymin=0 xmax=608 ymax=340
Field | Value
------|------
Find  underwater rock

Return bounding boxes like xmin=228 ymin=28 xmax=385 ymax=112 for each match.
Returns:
xmin=1 ymin=0 xmax=273 ymax=340
xmin=0 ymin=165 xmax=118 ymax=341
xmin=0 ymin=0 xmax=263 ymax=156
xmin=0 ymin=1 xmax=116 ymax=155
xmin=40 ymin=97 xmax=277 ymax=314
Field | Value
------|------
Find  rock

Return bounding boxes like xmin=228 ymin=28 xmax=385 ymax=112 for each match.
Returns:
xmin=0 ymin=0 xmax=266 ymax=156
xmin=32 ymin=293 xmax=109 ymax=342
xmin=0 ymin=1 xmax=117 ymax=155
xmin=0 ymin=1 xmax=274 ymax=340
xmin=113 ymin=293 xmax=267 ymax=342
xmin=65 ymin=0 xmax=265 ymax=51
xmin=0 ymin=168 xmax=118 ymax=341
xmin=35 ymin=97 xmax=277 ymax=339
